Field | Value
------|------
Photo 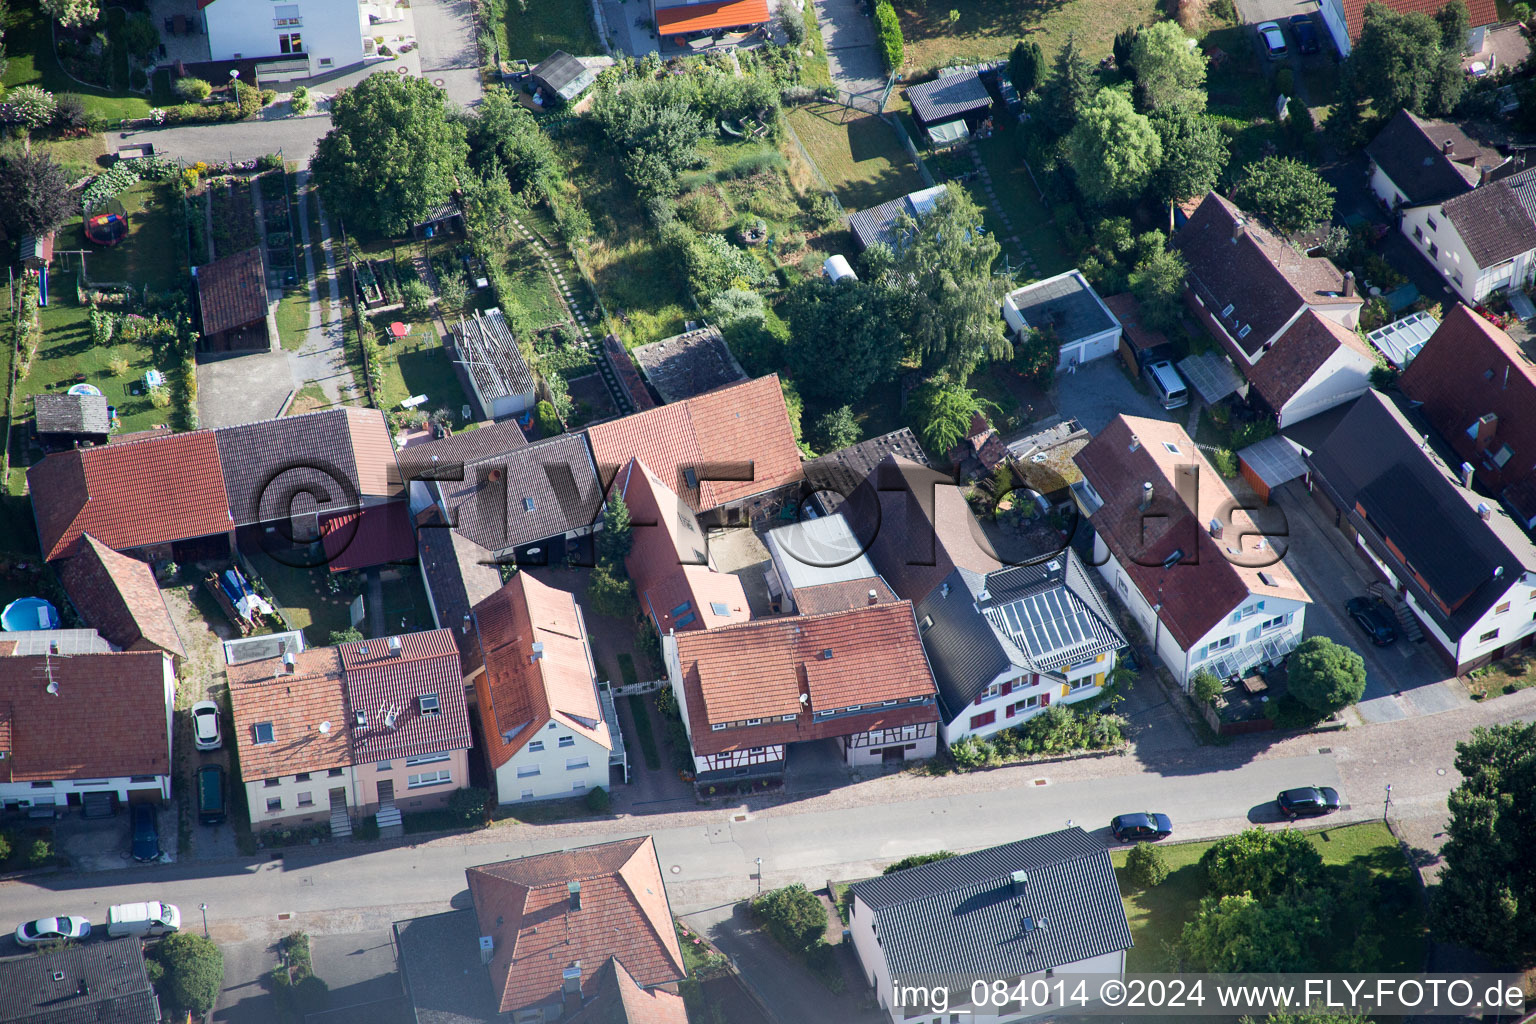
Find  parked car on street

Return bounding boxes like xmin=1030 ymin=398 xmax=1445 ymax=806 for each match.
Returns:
xmin=1288 ymin=14 xmax=1321 ymax=53
xmin=1110 ymin=812 xmax=1174 ymax=842
xmin=106 ymin=902 xmax=180 ymax=938
xmin=1257 ymin=21 xmax=1288 ymax=59
xmin=130 ymin=803 xmax=160 ymax=862
xmin=1277 ymin=786 xmax=1341 ymax=818
xmin=1346 ymin=596 xmax=1397 ymax=646
xmin=14 ymin=916 xmax=91 ymax=946
xmin=191 ymin=700 xmax=222 ymax=751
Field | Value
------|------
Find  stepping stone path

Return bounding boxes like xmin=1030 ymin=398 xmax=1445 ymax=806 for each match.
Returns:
xmin=509 ymin=215 xmax=634 ymax=418
xmin=968 ymin=143 xmax=1040 ymax=281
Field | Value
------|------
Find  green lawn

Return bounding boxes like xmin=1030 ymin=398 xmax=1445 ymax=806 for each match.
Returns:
xmin=785 ymin=103 xmax=924 ymax=212
xmin=373 ymin=317 xmax=468 ymax=414
xmin=1 ymin=3 xmax=158 ymax=120
xmin=242 ymin=551 xmax=358 ymax=642
xmin=1111 ymin=823 xmax=1426 ymax=973
xmin=274 ymin=287 xmax=311 ymax=351
xmin=501 ymin=232 xmax=567 ymax=329
xmin=500 ymin=0 xmax=601 ymax=61
xmin=971 ymin=121 xmax=1072 ymax=279
xmin=892 ymin=0 xmax=1162 ymax=75
xmin=79 ymin=181 xmax=183 ymax=291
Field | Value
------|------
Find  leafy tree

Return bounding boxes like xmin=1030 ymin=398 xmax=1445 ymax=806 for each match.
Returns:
xmin=1286 ymin=636 xmax=1367 ymax=714
xmin=1324 ymin=62 xmax=1368 ymax=150
xmin=1041 ymin=33 xmax=1098 ymax=136
xmin=1129 ymin=246 xmax=1188 ymax=331
xmin=881 ymin=186 xmax=1010 ymax=378
xmin=0 ymin=152 xmax=74 ymax=238
xmin=41 ymin=0 xmax=98 ymax=27
xmin=1179 ymin=891 xmax=1328 ymax=971
xmin=1435 ymin=0 xmax=1471 ymax=52
xmin=312 ymin=74 xmax=468 ymax=237
xmin=466 ymin=87 xmax=559 ymax=200
xmin=591 ymin=81 xmax=705 ymax=203
xmin=1130 ymin=22 xmax=1207 ymax=114
xmin=1352 ymin=3 xmax=1464 ymax=116
xmin=1190 ymin=669 xmax=1223 ymax=705
xmin=785 ymin=276 xmax=900 ymax=401
xmin=1125 ymin=842 xmax=1169 ymax=889
xmin=1200 ymin=827 xmax=1323 ymax=900
xmin=884 ymin=850 xmax=958 ymax=873
xmin=1233 ymin=156 xmax=1335 ymax=233
xmin=1434 ymin=722 xmax=1536 ymax=967
xmin=149 ymin=933 xmax=224 ymax=1021
xmin=120 ymin=13 xmax=160 ymax=62
xmin=814 ymin=405 xmax=862 ymax=452
xmin=4 ymin=86 xmax=57 ymax=130
xmin=1008 ymin=39 xmax=1045 ymax=95
xmin=599 ymin=492 xmax=633 ymax=562
xmin=1067 ymin=89 xmax=1163 ymax=205
xmin=781 ymin=377 xmax=806 ymax=448
xmin=586 ymin=560 xmax=636 ymax=618
xmin=752 ymin=884 xmax=826 ymax=952
xmin=908 ymin=373 xmax=992 ymax=453
xmin=1150 ymin=111 xmax=1228 ymax=216
xmin=1013 ymin=328 xmax=1058 ymax=387
xmin=462 ymin=166 xmax=517 ymax=245
xmin=328 ymin=628 xmax=363 ymax=644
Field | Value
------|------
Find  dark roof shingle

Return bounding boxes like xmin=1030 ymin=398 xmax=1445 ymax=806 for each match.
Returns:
xmin=0 ymin=937 xmax=158 ymax=1024
xmin=1440 ymin=179 xmax=1536 ymax=267
xmin=906 ymin=69 xmax=992 ymax=125
xmin=433 ymin=432 xmax=604 ymax=554
xmin=34 ymin=393 xmax=109 ymax=436
xmin=1365 ymin=110 xmax=1501 ymax=205
xmin=196 ymin=246 xmax=268 ymax=336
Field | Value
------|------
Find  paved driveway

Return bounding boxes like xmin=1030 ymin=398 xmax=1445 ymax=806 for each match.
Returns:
xmin=1235 ymin=0 xmax=1316 ymax=25
xmin=811 ymin=0 xmax=884 ymax=102
xmin=197 ymin=350 xmax=296 ymax=428
xmin=1051 ymin=357 xmax=1173 ymax=435
xmin=411 ymin=0 xmax=485 ymax=107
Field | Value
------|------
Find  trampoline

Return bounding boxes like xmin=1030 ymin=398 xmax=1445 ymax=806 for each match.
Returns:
xmin=86 ymin=212 xmax=129 ymax=246
xmin=2 ymin=597 xmax=61 ymax=632
xmin=67 ymin=383 xmax=103 ymax=397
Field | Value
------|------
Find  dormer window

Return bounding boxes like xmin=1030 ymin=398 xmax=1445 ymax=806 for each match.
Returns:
xmin=419 ymin=694 xmax=441 ymax=715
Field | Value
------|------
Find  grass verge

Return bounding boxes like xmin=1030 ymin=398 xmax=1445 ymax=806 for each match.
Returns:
xmin=626 ymin=694 xmax=662 ymax=771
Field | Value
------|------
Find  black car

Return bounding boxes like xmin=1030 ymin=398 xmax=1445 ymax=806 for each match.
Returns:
xmin=130 ymin=803 xmax=160 ymax=862
xmin=1277 ymin=786 xmax=1341 ymax=819
xmin=1288 ymin=14 xmax=1322 ymax=54
xmin=1110 ymin=812 xmax=1174 ymax=842
xmin=1345 ymin=596 xmax=1397 ymax=646
xmin=196 ymin=764 xmax=226 ymax=826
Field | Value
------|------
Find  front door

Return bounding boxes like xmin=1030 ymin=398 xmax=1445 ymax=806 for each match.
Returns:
xmin=328 ymin=786 xmax=347 ymax=810
xmin=377 ymin=780 xmax=394 ymax=805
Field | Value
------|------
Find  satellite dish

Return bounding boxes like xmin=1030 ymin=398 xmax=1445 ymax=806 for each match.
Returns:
xmin=318 ymin=721 xmax=331 ymax=734
xmin=46 ymin=681 xmax=59 ymax=695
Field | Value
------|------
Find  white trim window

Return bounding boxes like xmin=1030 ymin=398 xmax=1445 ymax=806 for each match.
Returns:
xmin=405 ymin=753 xmax=450 ymax=767
xmin=517 ymin=764 xmax=541 ymax=778
xmin=566 ymin=757 xmax=590 ymax=771
xmin=408 ymin=769 xmax=452 ymax=789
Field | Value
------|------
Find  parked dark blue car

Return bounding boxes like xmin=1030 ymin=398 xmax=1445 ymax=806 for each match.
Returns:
xmin=130 ymin=803 xmax=160 ymax=863
xmin=1110 ymin=812 xmax=1174 ymax=843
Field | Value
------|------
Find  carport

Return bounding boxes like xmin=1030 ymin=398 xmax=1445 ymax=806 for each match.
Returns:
xmin=1237 ymin=434 xmax=1309 ymax=503
xmin=1177 ymin=351 xmax=1245 ymax=404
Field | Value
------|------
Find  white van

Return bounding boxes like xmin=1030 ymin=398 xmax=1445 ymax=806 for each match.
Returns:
xmin=1145 ymin=360 xmax=1190 ymax=410
xmin=106 ymin=901 xmax=181 ymax=938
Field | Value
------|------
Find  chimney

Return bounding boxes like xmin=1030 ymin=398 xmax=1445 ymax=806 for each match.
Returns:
xmin=283 ymin=651 xmax=296 ymax=674
xmin=1343 ymin=271 xmax=1356 ymax=298
xmin=568 ymin=880 xmax=582 ymax=911
xmin=1478 ymin=502 xmax=1493 ymax=521
xmin=1461 ymin=462 xmax=1475 ymax=488
xmin=1140 ymin=482 xmax=1154 ymax=512
xmin=1129 ymin=434 xmax=1141 ymax=453
xmin=388 ymin=635 xmax=402 ymax=657
xmin=1231 ymin=217 xmax=1246 ymax=243
xmin=1480 ymin=165 xmax=1491 ymax=186
xmin=77 ymin=979 xmax=89 ymax=997
xmin=530 ymin=641 xmax=545 ymax=662
xmin=1443 ymin=138 xmax=1455 ymax=155
xmin=1011 ymin=870 xmax=1028 ymax=896
xmin=867 ymin=589 xmax=878 ymax=605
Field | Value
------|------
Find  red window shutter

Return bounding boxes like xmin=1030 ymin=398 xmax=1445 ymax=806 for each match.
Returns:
xmin=1006 ymin=703 xmax=1017 ymax=718
xmin=970 ymin=711 xmax=996 ymax=729
xmin=1001 ymin=680 xmax=1013 ymax=696
xmin=1041 ymin=692 xmax=1051 ymax=706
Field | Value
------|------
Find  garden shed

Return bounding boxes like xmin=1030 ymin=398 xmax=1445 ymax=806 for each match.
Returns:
xmin=193 ymin=247 xmax=271 ymax=356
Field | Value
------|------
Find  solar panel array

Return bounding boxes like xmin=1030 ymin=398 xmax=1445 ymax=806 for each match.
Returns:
xmin=997 ymin=588 xmax=1095 ymax=660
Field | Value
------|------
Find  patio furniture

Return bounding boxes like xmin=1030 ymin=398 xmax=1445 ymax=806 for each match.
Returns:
xmin=388 ymin=321 xmax=409 ymax=339
xmin=1239 ymin=671 xmax=1269 ymax=696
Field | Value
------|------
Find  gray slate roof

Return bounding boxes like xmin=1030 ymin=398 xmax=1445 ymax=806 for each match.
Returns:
xmin=907 ymin=69 xmax=992 ymax=125
xmin=394 ymin=909 xmax=503 ymax=1024
xmin=850 ymin=827 xmax=1132 ymax=977
xmin=1365 ymin=110 xmax=1496 ymax=206
xmin=1005 ymin=270 xmax=1117 ymax=344
xmin=630 ymin=326 xmax=746 ymax=404
xmin=1440 ymin=179 xmax=1536 ymax=267
xmin=35 ymin=393 xmax=109 ymax=436
xmin=0 ymin=937 xmax=159 ymax=1024
xmin=848 ymin=185 xmax=947 ymax=251
xmin=532 ymin=50 xmax=597 ymax=102
xmin=215 ymin=408 xmax=366 ymax=525
xmin=433 ymin=432 xmax=604 ymax=554
xmin=803 ymin=428 xmax=930 ymax=513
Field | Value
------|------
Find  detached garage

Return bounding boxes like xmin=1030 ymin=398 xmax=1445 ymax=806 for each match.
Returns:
xmin=1002 ymin=269 xmax=1122 ymax=371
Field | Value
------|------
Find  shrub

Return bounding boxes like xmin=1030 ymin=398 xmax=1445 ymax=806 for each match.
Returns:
xmin=257 ymin=152 xmax=283 ymax=171
xmin=401 ymin=278 xmax=433 ymax=315
xmin=873 ymin=0 xmax=903 ymax=73
xmin=1125 ymin=842 xmax=1170 ymax=889
xmin=1190 ymin=669 xmax=1223 ymax=706
xmin=129 ymin=68 xmax=148 ymax=91
xmin=0 ymin=833 xmax=10 ymax=863
xmin=5 ymin=86 xmax=58 ymax=130
xmin=780 ymin=3 xmax=807 ymax=44
xmin=176 ymin=77 xmax=212 ymax=101
xmin=752 ymin=884 xmax=825 ymax=952
xmin=328 ymin=628 xmax=363 ymax=644
xmin=260 ymin=89 xmax=277 ymax=105
xmin=449 ymin=787 xmax=491 ymax=824
xmin=584 ymin=786 xmax=611 ymax=813
xmin=949 ymin=735 xmax=995 ymax=769
xmin=25 ymin=838 xmax=52 ymax=867
xmin=1201 ymin=827 xmax=1322 ymax=900
xmin=535 ymin=400 xmax=562 ymax=436
xmin=52 ymin=94 xmax=89 ymax=133
xmin=884 ymin=851 xmax=957 ymax=873
xmin=290 ymin=85 xmax=312 ymax=114
xmin=149 ymin=933 xmax=224 ymax=1020
xmin=1210 ymin=447 xmax=1238 ymax=478
xmin=1275 ymin=67 xmax=1294 ymax=97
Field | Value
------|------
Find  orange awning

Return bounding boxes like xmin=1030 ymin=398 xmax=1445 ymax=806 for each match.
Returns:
xmin=656 ymin=0 xmax=769 ymax=34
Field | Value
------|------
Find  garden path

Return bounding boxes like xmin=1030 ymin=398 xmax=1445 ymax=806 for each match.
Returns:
xmin=290 ymin=171 xmax=357 ymax=406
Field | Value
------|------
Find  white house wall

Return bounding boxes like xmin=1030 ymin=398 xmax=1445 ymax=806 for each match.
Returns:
xmin=1369 ymin=164 xmax=1404 ymax=210
xmin=203 ymin=0 xmax=366 ymax=74
xmin=0 ymin=775 xmax=169 ymax=809
xmin=1057 ymin=326 xmax=1121 ymax=371
xmin=1399 ymin=204 xmax=1535 ymax=304
xmin=1319 ymin=0 xmax=1351 ymax=55
xmin=1277 ymin=344 xmax=1374 ymax=426
xmin=492 ymin=722 xmax=611 ymax=802
xmin=940 ymin=657 xmax=1113 ymax=745
xmin=1095 ymin=540 xmax=1196 ymax=682
xmin=1450 ymin=578 xmax=1536 ymax=668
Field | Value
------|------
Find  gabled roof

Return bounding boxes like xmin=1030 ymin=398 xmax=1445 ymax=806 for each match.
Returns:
xmin=1240 ymin=308 xmax=1376 ymax=413
xmin=585 ymin=374 xmax=803 ymax=513
xmin=906 ymin=69 xmax=992 ymax=125
xmin=1439 ymin=178 xmax=1536 ymax=267
xmin=58 ymin=534 xmax=187 ymax=660
xmin=431 ymin=432 xmax=605 ymax=555
xmin=1343 ymin=0 xmax=1497 ymax=41
xmin=34 ymin=392 xmax=109 ymax=436
xmin=0 ymin=649 xmax=171 ymax=784
xmin=630 ymin=326 xmax=746 ymax=404
xmin=395 ymin=420 xmax=530 ymax=482
xmin=1074 ymin=416 xmax=1309 ymax=649
xmin=569 ymin=957 xmax=688 ymax=1024
xmin=28 ymin=429 xmax=230 ymax=561
xmin=466 ymin=837 xmax=686 ymax=1014
xmin=530 ymin=50 xmax=598 ymax=101
xmin=672 ymin=601 xmax=939 ymax=755
xmin=454 ymin=309 xmax=536 ymax=418
xmin=228 ymin=647 xmax=351 ymax=780
xmin=792 ymin=576 xmax=899 ymax=614
xmin=319 ymin=502 xmax=419 ymax=573
xmin=1399 ymin=304 xmax=1536 ymax=518
xmin=416 ymin=516 xmax=503 ymax=658
xmin=0 ymin=937 xmax=159 ymax=1024
xmin=1365 ymin=110 xmax=1502 ymax=205
xmin=653 ymin=0 xmax=770 ymax=34
xmin=1307 ymin=390 xmax=1536 ymax=635
xmin=471 ymin=573 xmax=610 ymax=768
xmin=196 ymin=246 xmax=268 ymax=336
xmin=802 ymin=428 xmax=932 ymax=514
xmin=848 ymin=827 xmax=1131 ymax=978
xmin=338 ymin=629 xmax=472 ymax=763
xmin=1173 ymin=193 xmax=1359 ymax=357
xmin=848 ymin=185 xmax=947 ymax=251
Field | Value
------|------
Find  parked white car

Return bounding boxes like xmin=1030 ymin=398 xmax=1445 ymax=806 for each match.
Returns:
xmin=191 ymin=700 xmax=222 ymax=751
xmin=106 ymin=902 xmax=180 ymax=938
xmin=15 ymin=916 xmax=91 ymax=946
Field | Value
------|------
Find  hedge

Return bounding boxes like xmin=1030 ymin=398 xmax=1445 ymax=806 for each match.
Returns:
xmin=874 ymin=1 xmax=903 ymax=74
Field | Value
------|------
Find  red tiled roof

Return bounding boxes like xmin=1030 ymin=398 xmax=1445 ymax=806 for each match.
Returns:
xmin=196 ymin=247 xmax=268 ymax=337
xmin=467 ymin=837 xmax=686 ymax=1014
xmin=656 ymin=0 xmax=770 ymax=33
xmin=319 ymin=503 xmax=418 ymax=573
xmin=0 ymin=650 xmax=172 ymax=783
xmin=1103 ymin=293 xmax=1170 ymax=355
xmin=1400 ymin=304 xmax=1536 ymax=514
xmin=570 ymin=958 xmax=688 ymax=1024
xmin=1231 ymin=309 xmax=1375 ymax=413
xmin=28 ymin=431 xmax=231 ymax=561
xmin=337 ymin=628 xmax=471 ymax=763
xmin=58 ymin=534 xmax=187 ymax=660
xmin=471 ymin=573 xmax=610 ymax=768
xmin=1343 ymin=0 xmax=1497 ymax=39
xmin=672 ymin=602 xmax=939 ymax=755
xmin=1073 ymin=416 xmax=1309 ymax=649
xmin=228 ymin=648 xmax=351 ymax=780
xmin=791 ymin=577 xmax=898 ymax=614
xmin=586 ymin=375 xmax=803 ymax=512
